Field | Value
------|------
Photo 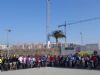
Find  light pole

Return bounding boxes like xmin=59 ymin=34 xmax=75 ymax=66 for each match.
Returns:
xmin=80 ymin=32 xmax=83 ymax=45
xmin=46 ymin=0 xmax=51 ymax=48
xmin=6 ymin=29 xmax=11 ymax=58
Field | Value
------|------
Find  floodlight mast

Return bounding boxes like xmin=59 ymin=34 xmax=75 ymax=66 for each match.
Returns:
xmin=6 ymin=29 xmax=11 ymax=58
xmin=46 ymin=0 xmax=51 ymax=48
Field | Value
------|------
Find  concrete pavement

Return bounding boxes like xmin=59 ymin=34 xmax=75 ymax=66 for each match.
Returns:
xmin=0 ymin=67 xmax=100 ymax=75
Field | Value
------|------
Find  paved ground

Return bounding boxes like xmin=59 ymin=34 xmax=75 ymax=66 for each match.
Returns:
xmin=0 ymin=67 xmax=100 ymax=75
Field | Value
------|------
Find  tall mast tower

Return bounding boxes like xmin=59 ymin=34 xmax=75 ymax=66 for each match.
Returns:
xmin=46 ymin=0 xmax=51 ymax=48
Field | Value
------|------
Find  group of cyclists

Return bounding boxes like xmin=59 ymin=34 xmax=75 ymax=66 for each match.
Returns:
xmin=0 ymin=51 xmax=100 ymax=71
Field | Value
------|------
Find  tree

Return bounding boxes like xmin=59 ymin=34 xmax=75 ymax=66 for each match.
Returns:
xmin=52 ymin=30 xmax=65 ymax=44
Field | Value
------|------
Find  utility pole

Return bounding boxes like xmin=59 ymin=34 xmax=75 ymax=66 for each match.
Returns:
xmin=46 ymin=0 xmax=51 ymax=48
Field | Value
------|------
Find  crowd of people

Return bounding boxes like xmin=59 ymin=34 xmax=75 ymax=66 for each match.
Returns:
xmin=0 ymin=51 xmax=100 ymax=71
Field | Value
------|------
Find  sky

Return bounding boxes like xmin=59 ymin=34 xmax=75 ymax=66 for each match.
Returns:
xmin=0 ymin=0 xmax=100 ymax=44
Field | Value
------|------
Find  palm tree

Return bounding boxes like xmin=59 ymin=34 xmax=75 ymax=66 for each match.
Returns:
xmin=52 ymin=30 xmax=65 ymax=44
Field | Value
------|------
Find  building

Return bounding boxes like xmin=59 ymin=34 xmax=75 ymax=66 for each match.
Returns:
xmin=85 ymin=44 xmax=100 ymax=54
xmin=0 ymin=44 xmax=7 ymax=50
xmin=61 ymin=43 xmax=100 ymax=55
xmin=85 ymin=44 xmax=99 ymax=51
xmin=1 ymin=43 xmax=100 ymax=54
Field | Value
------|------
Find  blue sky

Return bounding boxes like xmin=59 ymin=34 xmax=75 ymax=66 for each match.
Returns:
xmin=0 ymin=0 xmax=100 ymax=44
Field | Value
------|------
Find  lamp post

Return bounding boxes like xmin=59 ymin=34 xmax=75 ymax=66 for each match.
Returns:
xmin=46 ymin=0 xmax=51 ymax=48
xmin=6 ymin=29 xmax=11 ymax=58
xmin=80 ymin=32 xmax=83 ymax=45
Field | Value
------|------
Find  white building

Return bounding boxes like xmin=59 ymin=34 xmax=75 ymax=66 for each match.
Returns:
xmin=61 ymin=43 xmax=100 ymax=55
xmin=0 ymin=44 xmax=7 ymax=50
xmin=85 ymin=44 xmax=99 ymax=51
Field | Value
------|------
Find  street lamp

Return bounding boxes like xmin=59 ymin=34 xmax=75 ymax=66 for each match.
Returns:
xmin=6 ymin=29 xmax=11 ymax=58
xmin=46 ymin=0 xmax=51 ymax=48
xmin=80 ymin=32 xmax=83 ymax=45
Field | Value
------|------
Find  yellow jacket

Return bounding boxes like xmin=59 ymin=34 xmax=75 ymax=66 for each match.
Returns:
xmin=0 ymin=58 xmax=2 ymax=63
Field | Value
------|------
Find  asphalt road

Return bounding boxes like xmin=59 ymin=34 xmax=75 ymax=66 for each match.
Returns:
xmin=0 ymin=67 xmax=100 ymax=75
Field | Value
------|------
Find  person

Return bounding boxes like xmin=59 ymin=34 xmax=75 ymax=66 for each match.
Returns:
xmin=18 ymin=56 xmax=23 ymax=69
xmin=91 ymin=51 xmax=99 ymax=68
xmin=0 ymin=56 xmax=3 ymax=71
xmin=11 ymin=55 xmax=18 ymax=70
